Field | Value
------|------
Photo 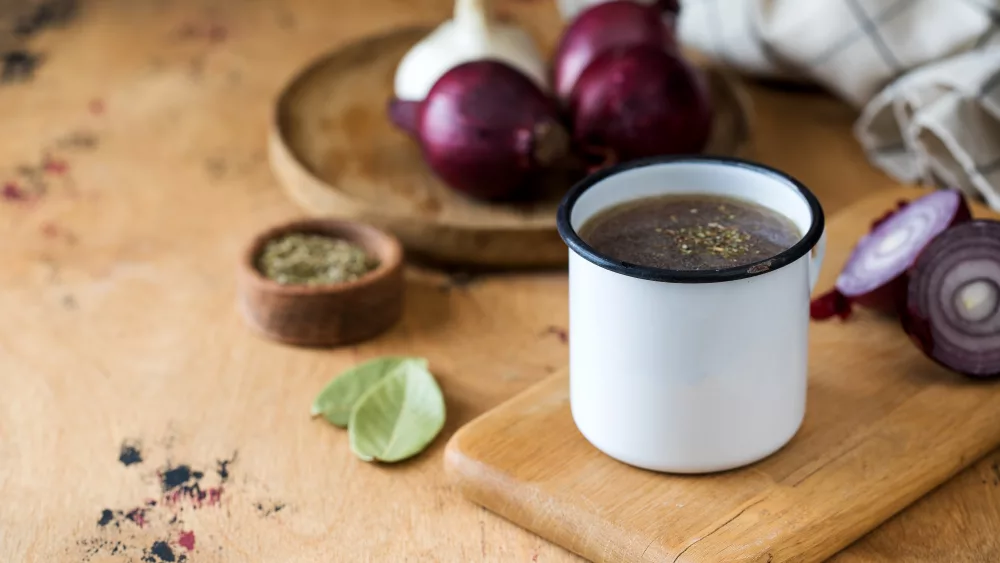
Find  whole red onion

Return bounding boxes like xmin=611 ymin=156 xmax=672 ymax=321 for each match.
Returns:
xmin=553 ymin=0 xmax=677 ymax=104
xmin=569 ymin=45 xmax=713 ymax=164
xmin=388 ymin=60 xmax=570 ymax=201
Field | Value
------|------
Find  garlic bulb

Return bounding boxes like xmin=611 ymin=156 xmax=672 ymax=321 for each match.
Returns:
xmin=393 ymin=0 xmax=548 ymax=101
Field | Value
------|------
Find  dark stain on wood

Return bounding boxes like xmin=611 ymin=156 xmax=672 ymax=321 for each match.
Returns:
xmin=204 ymin=157 xmax=227 ymax=179
xmin=119 ymin=440 xmax=143 ymax=466
xmin=1 ymin=50 xmax=42 ymax=83
xmin=543 ymin=325 xmax=568 ymax=344
xmin=254 ymin=501 xmax=285 ymax=517
xmin=56 ymin=130 xmax=100 ymax=150
xmin=12 ymin=0 xmax=78 ymax=38
xmin=2 ymin=182 xmax=29 ymax=201
xmin=1 ymin=0 xmax=79 ymax=85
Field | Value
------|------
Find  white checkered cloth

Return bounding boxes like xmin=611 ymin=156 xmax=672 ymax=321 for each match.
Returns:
xmin=678 ymin=0 xmax=1000 ymax=209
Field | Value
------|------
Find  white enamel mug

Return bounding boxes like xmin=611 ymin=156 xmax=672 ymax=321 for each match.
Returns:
xmin=557 ymin=157 xmax=827 ymax=474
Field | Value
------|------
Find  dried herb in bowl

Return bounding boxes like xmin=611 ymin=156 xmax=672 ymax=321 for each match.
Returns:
xmin=257 ymin=233 xmax=378 ymax=286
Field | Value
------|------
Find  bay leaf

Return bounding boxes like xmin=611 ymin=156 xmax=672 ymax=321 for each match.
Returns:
xmin=311 ymin=356 xmax=427 ymax=427
xmin=348 ymin=361 xmax=446 ymax=463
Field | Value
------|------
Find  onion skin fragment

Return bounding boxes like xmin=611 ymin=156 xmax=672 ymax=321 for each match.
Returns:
xmin=810 ymin=289 xmax=853 ymax=320
xmin=809 ymin=289 xmax=851 ymax=321
xmin=902 ymin=220 xmax=1000 ymax=379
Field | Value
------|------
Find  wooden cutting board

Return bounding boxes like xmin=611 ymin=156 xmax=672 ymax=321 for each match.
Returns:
xmin=444 ymin=188 xmax=1000 ymax=563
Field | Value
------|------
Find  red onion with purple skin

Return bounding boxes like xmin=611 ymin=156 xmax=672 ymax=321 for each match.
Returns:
xmin=903 ymin=220 xmax=1000 ymax=379
xmin=811 ymin=190 xmax=971 ymax=320
xmin=388 ymin=60 xmax=570 ymax=200
xmin=552 ymin=0 xmax=678 ymax=104
xmin=568 ymin=44 xmax=713 ymax=165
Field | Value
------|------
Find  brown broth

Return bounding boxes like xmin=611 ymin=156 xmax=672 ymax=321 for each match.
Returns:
xmin=578 ymin=194 xmax=801 ymax=270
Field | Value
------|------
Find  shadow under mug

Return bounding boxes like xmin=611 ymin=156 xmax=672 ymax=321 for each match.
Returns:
xmin=557 ymin=156 xmax=827 ymax=474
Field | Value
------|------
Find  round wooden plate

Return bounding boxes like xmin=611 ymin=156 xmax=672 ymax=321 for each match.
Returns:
xmin=270 ymin=26 xmax=752 ymax=268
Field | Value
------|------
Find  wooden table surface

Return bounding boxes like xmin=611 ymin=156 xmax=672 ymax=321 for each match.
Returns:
xmin=2 ymin=1 xmax=999 ymax=561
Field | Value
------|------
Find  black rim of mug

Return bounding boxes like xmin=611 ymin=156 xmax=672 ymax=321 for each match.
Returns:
xmin=556 ymin=155 xmax=826 ymax=284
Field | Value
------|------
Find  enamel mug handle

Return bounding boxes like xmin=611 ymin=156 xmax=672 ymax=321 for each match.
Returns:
xmin=808 ymin=229 xmax=827 ymax=293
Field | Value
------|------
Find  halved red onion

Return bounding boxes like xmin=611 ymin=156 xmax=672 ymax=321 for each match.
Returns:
xmin=903 ymin=220 xmax=1000 ymax=379
xmin=811 ymin=190 xmax=971 ymax=319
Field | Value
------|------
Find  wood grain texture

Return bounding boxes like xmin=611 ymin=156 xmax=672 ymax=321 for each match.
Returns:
xmin=269 ymin=27 xmax=751 ymax=267
xmin=445 ymin=189 xmax=1000 ymax=563
xmin=1 ymin=0 xmax=999 ymax=561
xmin=237 ymin=219 xmax=405 ymax=347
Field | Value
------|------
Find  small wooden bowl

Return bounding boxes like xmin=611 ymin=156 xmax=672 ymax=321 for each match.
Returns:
xmin=237 ymin=219 xmax=404 ymax=347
